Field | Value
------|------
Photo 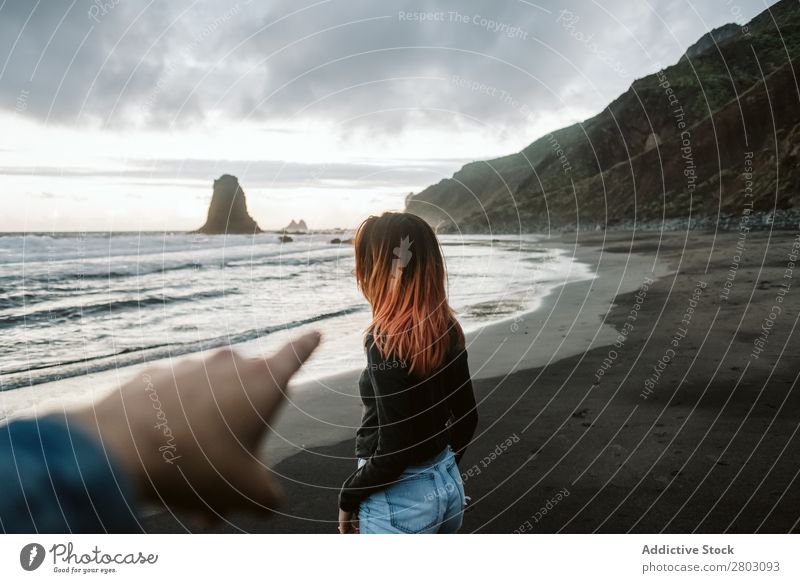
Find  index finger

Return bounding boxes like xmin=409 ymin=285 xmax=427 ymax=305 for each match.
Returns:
xmin=250 ymin=331 xmax=321 ymax=418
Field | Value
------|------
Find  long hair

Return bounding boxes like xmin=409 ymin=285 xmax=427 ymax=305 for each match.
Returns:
xmin=353 ymin=212 xmax=464 ymax=377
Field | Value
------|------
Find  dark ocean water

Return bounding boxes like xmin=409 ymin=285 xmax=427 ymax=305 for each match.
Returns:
xmin=0 ymin=232 xmax=590 ymax=392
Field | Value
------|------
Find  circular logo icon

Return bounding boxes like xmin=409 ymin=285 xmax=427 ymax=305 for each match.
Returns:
xmin=20 ymin=543 xmax=46 ymax=571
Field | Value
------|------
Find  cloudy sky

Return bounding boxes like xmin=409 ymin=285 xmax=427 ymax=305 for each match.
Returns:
xmin=0 ymin=0 xmax=774 ymax=231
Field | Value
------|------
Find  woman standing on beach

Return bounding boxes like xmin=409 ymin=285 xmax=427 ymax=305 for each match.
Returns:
xmin=338 ymin=212 xmax=478 ymax=534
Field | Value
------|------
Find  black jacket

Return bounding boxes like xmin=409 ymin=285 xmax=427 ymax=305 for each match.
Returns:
xmin=338 ymin=331 xmax=478 ymax=512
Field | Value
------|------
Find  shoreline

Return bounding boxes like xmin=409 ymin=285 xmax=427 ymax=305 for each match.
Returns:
xmin=0 ymin=236 xmax=590 ymax=423
xmin=144 ymin=228 xmax=800 ymax=533
xmin=221 ymin=233 xmax=674 ymax=469
xmin=2 ymin=232 xmax=676 ymax=528
xmin=143 ymin=230 xmax=676 ymax=531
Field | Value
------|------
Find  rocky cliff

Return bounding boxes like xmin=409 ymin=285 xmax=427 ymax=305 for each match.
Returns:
xmin=680 ymin=23 xmax=740 ymax=61
xmin=406 ymin=0 xmax=800 ymax=232
xmin=196 ymin=175 xmax=262 ymax=234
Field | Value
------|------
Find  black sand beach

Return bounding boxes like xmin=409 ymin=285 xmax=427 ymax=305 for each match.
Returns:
xmin=143 ymin=229 xmax=800 ymax=534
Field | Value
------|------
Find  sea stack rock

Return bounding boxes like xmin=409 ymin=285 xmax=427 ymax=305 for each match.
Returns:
xmin=283 ymin=219 xmax=308 ymax=233
xmin=196 ymin=174 xmax=262 ymax=234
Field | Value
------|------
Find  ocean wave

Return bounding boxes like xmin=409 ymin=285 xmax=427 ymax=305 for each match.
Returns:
xmin=0 ymin=304 xmax=366 ymax=391
xmin=0 ymin=249 xmax=345 ymax=286
xmin=0 ymin=261 xmax=204 ymax=285
xmin=0 ymin=288 xmax=240 ymax=328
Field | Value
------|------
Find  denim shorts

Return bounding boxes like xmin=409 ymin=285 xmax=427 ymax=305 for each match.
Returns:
xmin=358 ymin=446 xmax=465 ymax=534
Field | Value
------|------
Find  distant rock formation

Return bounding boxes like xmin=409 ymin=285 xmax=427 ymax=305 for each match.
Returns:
xmin=279 ymin=235 xmax=293 ymax=242
xmin=196 ymin=175 xmax=262 ymax=234
xmin=283 ymin=219 xmax=308 ymax=233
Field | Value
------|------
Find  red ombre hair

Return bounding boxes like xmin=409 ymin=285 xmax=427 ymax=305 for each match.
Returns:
xmin=353 ymin=212 xmax=464 ymax=377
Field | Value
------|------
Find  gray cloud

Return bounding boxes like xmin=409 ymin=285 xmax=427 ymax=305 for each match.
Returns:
xmin=0 ymin=0 xmax=775 ymax=134
xmin=0 ymin=156 xmax=463 ymax=189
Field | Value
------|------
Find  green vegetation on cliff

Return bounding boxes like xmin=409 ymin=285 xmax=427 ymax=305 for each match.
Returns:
xmin=406 ymin=0 xmax=800 ymax=232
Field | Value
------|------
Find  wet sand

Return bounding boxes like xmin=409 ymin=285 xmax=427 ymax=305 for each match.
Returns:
xmin=144 ymin=228 xmax=800 ymax=533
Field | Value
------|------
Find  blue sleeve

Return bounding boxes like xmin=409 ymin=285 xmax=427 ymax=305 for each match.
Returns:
xmin=0 ymin=416 xmax=140 ymax=533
